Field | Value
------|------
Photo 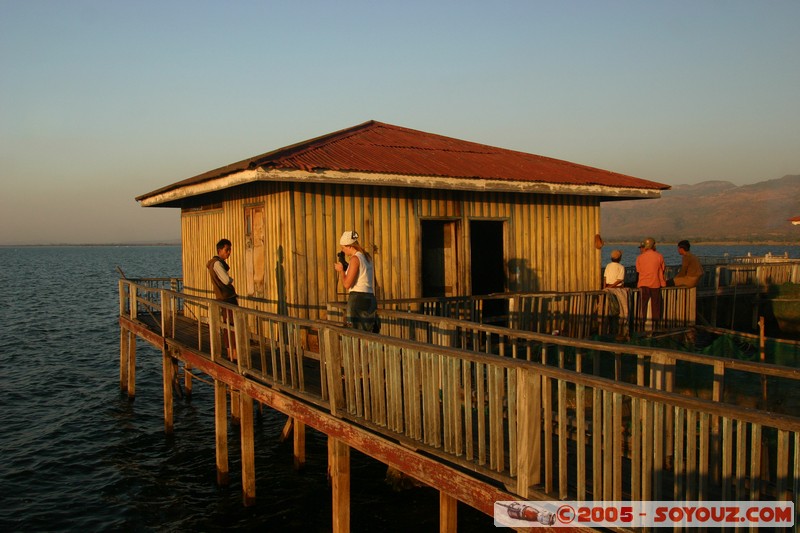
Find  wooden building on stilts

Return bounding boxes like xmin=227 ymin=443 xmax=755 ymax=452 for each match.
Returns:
xmin=121 ymin=121 xmax=759 ymax=530
xmin=136 ymin=120 xmax=669 ymax=321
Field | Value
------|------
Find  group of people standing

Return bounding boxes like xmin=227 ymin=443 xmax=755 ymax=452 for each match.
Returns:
xmin=604 ymin=238 xmax=703 ymax=337
xmin=208 ymin=230 xmax=703 ymax=347
xmin=206 ymin=230 xmax=379 ymax=359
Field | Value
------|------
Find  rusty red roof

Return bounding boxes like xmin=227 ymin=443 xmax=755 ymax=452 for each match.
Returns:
xmin=790 ymin=215 xmax=800 ymax=223
xmin=138 ymin=120 xmax=668 ymax=201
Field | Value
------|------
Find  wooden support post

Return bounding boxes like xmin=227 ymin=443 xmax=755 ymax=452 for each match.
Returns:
xmin=234 ymin=308 xmax=249 ymax=371
xmin=759 ymin=317 xmax=767 ymax=407
xmin=515 ymin=368 xmax=535 ymax=497
xmin=240 ymin=392 xmax=256 ymax=506
xmin=209 ymin=302 xmax=222 ymax=363
xmin=129 ymin=283 xmax=138 ymax=320
xmin=329 ymin=437 xmax=350 ymax=533
xmin=127 ymin=330 xmax=136 ymax=399
xmin=280 ymin=417 xmax=294 ymax=442
xmin=160 ymin=289 xmax=173 ymax=338
xmin=214 ymin=379 xmax=229 ymax=486
xmin=294 ymin=420 xmax=306 ymax=471
xmin=162 ymin=348 xmax=174 ymax=435
xmin=231 ymin=390 xmax=241 ymax=426
xmin=440 ymin=491 xmax=457 ymax=533
xmin=120 ymin=326 xmax=129 ymax=392
xmin=323 ymin=327 xmax=344 ymax=416
xmin=184 ymin=363 xmax=193 ymax=399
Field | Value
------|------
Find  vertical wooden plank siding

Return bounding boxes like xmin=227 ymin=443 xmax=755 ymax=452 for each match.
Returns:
xmin=612 ymin=392 xmax=622 ymax=500
xmin=576 ymin=383 xmax=586 ymax=500
xmin=592 ymin=387 xmax=602 ymax=498
xmin=558 ymin=376 xmax=568 ymax=499
xmin=631 ymin=397 xmax=641 ymax=501
xmin=722 ymin=416 xmax=733 ymax=500
xmin=179 ymin=185 xmax=602 ymax=321
xmin=515 ymin=367 xmax=535 ymax=497
xmin=699 ymin=412 xmax=710 ymax=499
xmin=180 ymin=208 xmax=225 ymax=314
xmin=776 ymin=429 xmax=789 ymax=501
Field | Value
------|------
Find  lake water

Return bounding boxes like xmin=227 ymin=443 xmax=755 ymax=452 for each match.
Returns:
xmin=0 ymin=246 xmax=492 ymax=532
xmin=1 ymin=244 xmax=798 ymax=531
xmin=601 ymin=243 xmax=800 ymax=267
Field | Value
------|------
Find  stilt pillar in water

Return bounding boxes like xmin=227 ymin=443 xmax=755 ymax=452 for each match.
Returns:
xmin=127 ymin=331 xmax=136 ymax=400
xmin=230 ymin=389 xmax=241 ymax=425
xmin=279 ymin=418 xmax=306 ymax=469
xmin=239 ymin=392 xmax=256 ymax=506
xmin=161 ymin=348 xmax=174 ymax=435
xmin=329 ymin=437 xmax=350 ymax=533
xmin=214 ymin=379 xmax=229 ymax=486
xmin=294 ymin=420 xmax=306 ymax=470
xmin=183 ymin=363 xmax=193 ymax=399
xmin=440 ymin=491 xmax=457 ymax=533
xmin=119 ymin=326 xmax=129 ymax=392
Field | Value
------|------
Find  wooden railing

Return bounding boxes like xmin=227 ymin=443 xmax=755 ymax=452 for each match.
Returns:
xmin=119 ymin=279 xmax=799 ymax=518
xmin=329 ymin=302 xmax=800 ymax=416
xmin=368 ymin=287 xmax=696 ymax=337
xmin=622 ymin=262 xmax=800 ymax=293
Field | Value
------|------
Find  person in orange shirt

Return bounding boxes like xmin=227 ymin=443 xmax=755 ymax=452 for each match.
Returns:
xmin=635 ymin=237 xmax=666 ymax=333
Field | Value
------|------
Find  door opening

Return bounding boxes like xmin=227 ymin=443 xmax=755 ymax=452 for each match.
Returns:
xmin=470 ymin=220 xmax=506 ymax=323
xmin=421 ymin=220 xmax=459 ymax=297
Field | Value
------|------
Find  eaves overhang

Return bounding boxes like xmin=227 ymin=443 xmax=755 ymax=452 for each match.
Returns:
xmin=137 ymin=167 xmax=666 ymax=208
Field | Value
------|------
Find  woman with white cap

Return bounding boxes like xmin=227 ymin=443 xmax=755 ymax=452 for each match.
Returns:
xmin=334 ymin=230 xmax=377 ymax=331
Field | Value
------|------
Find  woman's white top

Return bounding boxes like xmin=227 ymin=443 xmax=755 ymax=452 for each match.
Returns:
xmin=348 ymin=251 xmax=374 ymax=293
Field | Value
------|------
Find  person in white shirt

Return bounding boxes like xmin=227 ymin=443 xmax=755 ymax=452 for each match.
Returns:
xmin=333 ymin=230 xmax=378 ymax=332
xmin=603 ymin=249 xmax=629 ymax=339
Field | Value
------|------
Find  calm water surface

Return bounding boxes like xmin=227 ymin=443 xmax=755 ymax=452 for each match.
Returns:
xmin=1 ymin=245 xmax=798 ymax=532
xmin=601 ymin=242 xmax=800 ymax=266
xmin=0 ymin=246 xmax=488 ymax=532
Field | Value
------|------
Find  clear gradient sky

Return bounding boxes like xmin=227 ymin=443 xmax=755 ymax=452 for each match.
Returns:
xmin=2 ymin=1 xmax=799 ymax=245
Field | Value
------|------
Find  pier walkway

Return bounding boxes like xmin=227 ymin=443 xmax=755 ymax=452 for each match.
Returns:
xmin=118 ymin=277 xmax=800 ymax=531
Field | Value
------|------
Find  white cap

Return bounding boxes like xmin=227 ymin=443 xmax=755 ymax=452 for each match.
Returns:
xmin=339 ymin=230 xmax=359 ymax=246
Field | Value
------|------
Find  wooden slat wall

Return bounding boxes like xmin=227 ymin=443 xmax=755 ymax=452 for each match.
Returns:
xmin=180 ymin=208 xmax=225 ymax=317
xmin=179 ymin=183 xmax=601 ymax=320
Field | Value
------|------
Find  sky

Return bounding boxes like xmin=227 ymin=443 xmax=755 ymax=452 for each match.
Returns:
xmin=1 ymin=1 xmax=799 ymax=245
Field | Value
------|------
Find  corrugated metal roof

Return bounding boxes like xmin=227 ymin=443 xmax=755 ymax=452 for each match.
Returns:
xmin=137 ymin=120 xmax=668 ymax=201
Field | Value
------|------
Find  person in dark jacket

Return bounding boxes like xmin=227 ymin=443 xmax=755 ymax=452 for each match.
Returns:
xmin=207 ymin=239 xmax=238 ymax=360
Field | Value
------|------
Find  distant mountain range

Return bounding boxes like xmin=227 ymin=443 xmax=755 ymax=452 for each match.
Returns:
xmin=601 ymin=175 xmax=800 ymax=243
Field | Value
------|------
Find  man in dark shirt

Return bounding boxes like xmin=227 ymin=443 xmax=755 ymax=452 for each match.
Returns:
xmin=207 ymin=239 xmax=238 ymax=361
xmin=667 ymin=240 xmax=703 ymax=288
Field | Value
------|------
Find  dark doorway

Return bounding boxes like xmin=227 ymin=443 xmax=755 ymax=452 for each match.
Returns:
xmin=421 ymin=220 xmax=458 ymax=297
xmin=470 ymin=220 xmax=506 ymax=323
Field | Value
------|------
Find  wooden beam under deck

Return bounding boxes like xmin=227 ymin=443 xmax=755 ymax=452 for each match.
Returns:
xmin=119 ymin=314 xmax=557 ymax=526
xmin=163 ymin=337 xmax=516 ymax=518
xmin=118 ymin=276 xmax=800 ymax=530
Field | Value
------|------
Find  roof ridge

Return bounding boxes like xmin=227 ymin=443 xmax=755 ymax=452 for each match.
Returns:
xmin=136 ymin=120 xmax=670 ymax=203
xmin=250 ymin=120 xmax=380 ymax=168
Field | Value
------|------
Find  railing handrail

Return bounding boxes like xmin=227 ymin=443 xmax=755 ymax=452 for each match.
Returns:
xmin=368 ymin=306 xmax=800 ymax=380
xmin=123 ymin=279 xmax=798 ymax=384
xmin=119 ymin=278 xmax=800 ymax=507
xmin=121 ymin=278 xmax=800 ymax=415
